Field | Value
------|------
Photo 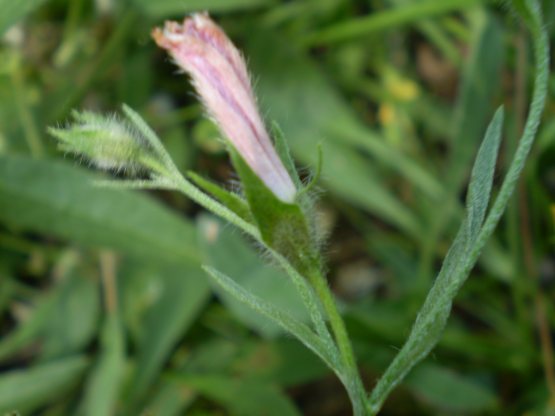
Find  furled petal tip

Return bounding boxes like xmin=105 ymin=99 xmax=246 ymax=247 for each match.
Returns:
xmin=152 ymin=13 xmax=296 ymax=203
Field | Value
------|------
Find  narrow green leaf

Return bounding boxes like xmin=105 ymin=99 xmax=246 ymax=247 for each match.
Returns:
xmin=124 ymin=264 xmax=210 ymax=407
xmin=420 ymin=10 xmax=505 ymax=277
xmin=368 ymin=0 xmax=550 ymax=411
xmin=204 ymin=266 xmax=336 ymax=370
xmin=303 ymin=0 xmax=485 ymax=45
xmin=130 ymin=0 xmax=275 ymax=17
xmin=188 ymin=171 xmax=253 ymax=223
xmin=197 ymin=215 xmax=310 ymax=338
xmin=466 ymin=107 xmax=504 ymax=240
xmin=389 ymin=0 xmax=463 ymax=66
xmin=0 ymin=0 xmax=49 ymax=36
xmin=406 ymin=364 xmax=497 ymax=413
xmin=143 ymin=339 xmax=236 ymax=415
xmin=80 ymin=314 xmax=125 ymax=416
xmin=0 ymin=356 xmax=88 ymax=413
xmin=0 ymin=290 xmax=55 ymax=362
xmin=39 ymin=272 xmax=100 ymax=360
xmin=0 ymin=272 xmax=99 ymax=363
xmin=367 ymin=219 xmax=470 ymax=410
xmin=142 ymin=380 xmax=196 ymax=416
xmin=176 ymin=374 xmax=301 ymax=416
xmin=234 ymin=339 xmax=329 ymax=387
xmin=0 ymin=155 xmax=199 ymax=265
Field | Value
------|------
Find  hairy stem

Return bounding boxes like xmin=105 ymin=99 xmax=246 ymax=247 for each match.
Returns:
xmin=305 ymin=263 xmax=368 ymax=416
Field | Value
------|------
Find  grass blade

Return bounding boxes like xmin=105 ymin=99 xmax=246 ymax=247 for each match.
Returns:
xmin=0 ymin=356 xmax=88 ymax=413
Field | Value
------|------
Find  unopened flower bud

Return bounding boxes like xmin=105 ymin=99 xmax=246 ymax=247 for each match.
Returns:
xmin=49 ymin=111 xmax=147 ymax=171
xmin=152 ymin=13 xmax=296 ymax=203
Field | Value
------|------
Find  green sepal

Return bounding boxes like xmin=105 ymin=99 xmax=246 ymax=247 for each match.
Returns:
xmin=271 ymin=124 xmax=321 ymax=216
xmin=187 ymin=171 xmax=253 ymax=224
xmin=270 ymin=122 xmax=302 ymax=188
xmin=229 ymin=149 xmax=315 ymax=270
xmin=297 ymin=143 xmax=323 ymax=198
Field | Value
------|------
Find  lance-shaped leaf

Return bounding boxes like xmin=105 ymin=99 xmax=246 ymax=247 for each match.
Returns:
xmin=203 ymin=266 xmax=338 ymax=371
xmin=466 ymin=107 xmax=504 ymax=241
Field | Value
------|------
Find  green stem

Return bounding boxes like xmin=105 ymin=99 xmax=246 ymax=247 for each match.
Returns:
xmin=268 ymin=249 xmax=338 ymax=360
xmin=305 ymin=263 xmax=368 ymax=416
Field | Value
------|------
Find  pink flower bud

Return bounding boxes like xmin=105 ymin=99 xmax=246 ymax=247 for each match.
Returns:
xmin=152 ymin=13 xmax=296 ymax=203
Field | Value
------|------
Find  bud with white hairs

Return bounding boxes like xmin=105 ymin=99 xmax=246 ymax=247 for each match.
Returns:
xmin=152 ymin=13 xmax=296 ymax=203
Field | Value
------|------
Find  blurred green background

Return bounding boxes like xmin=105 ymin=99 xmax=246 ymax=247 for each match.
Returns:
xmin=1 ymin=0 xmax=555 ymax=414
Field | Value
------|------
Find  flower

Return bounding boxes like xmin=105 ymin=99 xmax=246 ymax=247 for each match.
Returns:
xmin=152 ymin=13 xmax=296 ymax=203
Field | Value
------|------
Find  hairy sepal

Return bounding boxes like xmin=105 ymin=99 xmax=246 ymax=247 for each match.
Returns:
xmin=187 ymin=171 xmax=253 ymax=224
xmin=230 ymin=149 xmax=316 ymax=271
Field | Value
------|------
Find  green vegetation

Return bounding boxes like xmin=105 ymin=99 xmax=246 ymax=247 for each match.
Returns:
xmin=0 ymin=0 xmax=554 ymax=415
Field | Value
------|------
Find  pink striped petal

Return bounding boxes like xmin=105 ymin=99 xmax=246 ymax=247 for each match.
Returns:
xmin=153 ymin=14 xmax=296 ymax=203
